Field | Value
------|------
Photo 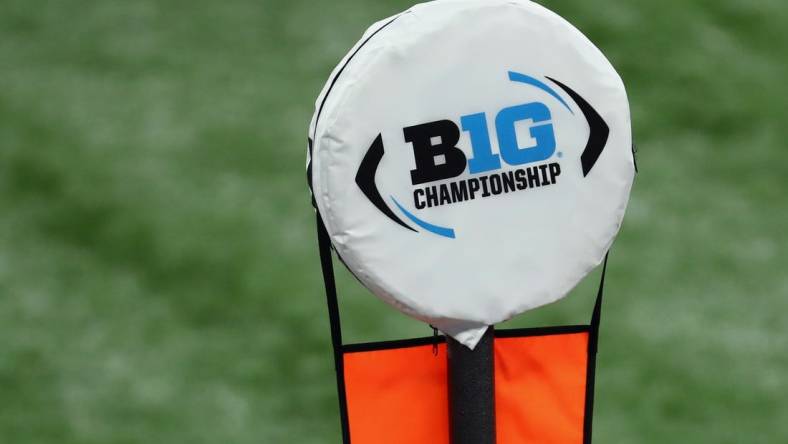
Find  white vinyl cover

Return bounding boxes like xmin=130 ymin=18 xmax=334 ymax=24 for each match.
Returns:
xmin=308 ymin=0 xmax=634 ymax=348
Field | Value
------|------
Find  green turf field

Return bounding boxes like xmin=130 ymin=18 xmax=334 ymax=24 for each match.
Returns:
xmin=1 ymin=0 xmax=786 ymax=442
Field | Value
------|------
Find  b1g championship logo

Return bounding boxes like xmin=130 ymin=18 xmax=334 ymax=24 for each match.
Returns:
xmin=355 ymin=71 xmax=609 ymax=238
xmin=308 ymin=0 xmax=634 ymax=347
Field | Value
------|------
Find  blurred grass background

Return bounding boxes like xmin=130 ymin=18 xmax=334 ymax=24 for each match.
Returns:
xmin=1 ymin=0 xmax=786 ymax=442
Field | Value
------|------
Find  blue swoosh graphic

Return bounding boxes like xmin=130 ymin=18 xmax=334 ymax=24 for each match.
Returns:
xmin=508 ymin=71 xmax=573 ymax=114
xmin=391 ymin=197 xmax=456 ymax=239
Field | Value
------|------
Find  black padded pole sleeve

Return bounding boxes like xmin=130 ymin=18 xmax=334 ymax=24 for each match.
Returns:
xmin=447 ymin=327 xmax=496 ymax=444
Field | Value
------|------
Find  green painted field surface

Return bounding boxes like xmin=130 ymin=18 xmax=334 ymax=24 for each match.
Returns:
xmin=1 ymin=0 xmax=786 ymax=442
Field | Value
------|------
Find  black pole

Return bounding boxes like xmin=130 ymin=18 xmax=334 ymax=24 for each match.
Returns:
xmin=447 ymin=326 xmax=496 ymax=444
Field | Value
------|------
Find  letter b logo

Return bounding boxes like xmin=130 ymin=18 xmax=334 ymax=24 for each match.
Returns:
xmin=406 ymin=120 xmax=468 ymax=185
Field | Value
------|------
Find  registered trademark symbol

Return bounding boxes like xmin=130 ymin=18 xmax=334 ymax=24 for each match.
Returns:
xmin=557 ymin=151 xmax=563 ymax=158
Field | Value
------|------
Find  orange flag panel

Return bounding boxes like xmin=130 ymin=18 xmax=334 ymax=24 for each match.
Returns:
xmin=343 ymin=331 xmax=590 ymax=444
